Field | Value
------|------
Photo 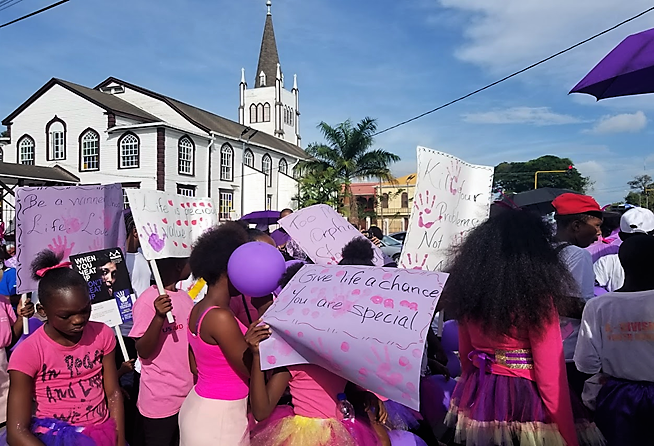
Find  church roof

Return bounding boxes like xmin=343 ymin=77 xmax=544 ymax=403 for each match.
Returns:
xmin=2 ymin=78 xmax=161 ymax=125
xmin=254 ymin=4 xmax=280 ymax=88
xmin=0 ymin=162 xmax=79 ymax=184
xmin=96 ymin=77 xmax=306 ymax=159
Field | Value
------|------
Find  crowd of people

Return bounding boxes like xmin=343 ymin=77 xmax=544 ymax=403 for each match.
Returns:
xmin=0 ymin=197 xmax=651 ymax=446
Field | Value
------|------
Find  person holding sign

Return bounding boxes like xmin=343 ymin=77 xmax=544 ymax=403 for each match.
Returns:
xmin=179 ymin=222 xmax=263 ymax=446
xmin=129 ymin=257 xmax=193 ymax=446
xmin=6 ymin=249 xmax=125 ymax=446
xmin=441 ymin=209 xmax=604 ymax=446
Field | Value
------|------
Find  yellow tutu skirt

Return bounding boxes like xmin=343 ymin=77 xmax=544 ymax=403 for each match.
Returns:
xmin=250 ymin=415 xmax=358 ymax=446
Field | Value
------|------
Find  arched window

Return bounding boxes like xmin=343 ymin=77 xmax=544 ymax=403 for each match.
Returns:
xmin=220 ymin=144 xmax=233 ymax=181
xmin=17 ymin=135 xmax=35 ymax=165
xmin=278 ymin=158 xmax=288 ymax=175
xmin=401 ymin=192 xmax=409 ymax=209
xmin=257 ymin=104 xmax=264 ymax=123
xmin=250 ymin=104 xmax=258 ymax=123
xmin=290 ymin=108 xmax=294 ymax=126
xmin=79 ymin=128 xmax=100 ymax=171
xmin=259 ymin=71 xmax=266 ymax=87
xmin=262 ymin=154 xmax=272 ymax=188
xmin=243 ymin=149 xmax=254 ymax=168
xmin=263 ymin=103 xmax=271 ymax=122
xmin=381 ymin=193 xmax=389 ymax=209
xmin=118 ymin=132 xmax=139 ymax=168
xmin=46 ymin=116 xmax=66 ymax=161
xmin=178 ymin=136 xmax=195 ymax=175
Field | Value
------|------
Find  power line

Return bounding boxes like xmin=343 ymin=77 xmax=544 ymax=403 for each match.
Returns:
xmin=0 ymin=0 xmax=68 ymax=29
xmin=0 ymin=0 xmax=27 ymax=13
xmin=373 ymin=5 xmax=654 ymax=137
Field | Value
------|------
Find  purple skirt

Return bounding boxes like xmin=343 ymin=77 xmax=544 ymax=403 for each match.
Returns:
xmin=444 ymin=367 xmax=566 ymax=446
xmin=595 ymin=378 xmax=654 ymax=446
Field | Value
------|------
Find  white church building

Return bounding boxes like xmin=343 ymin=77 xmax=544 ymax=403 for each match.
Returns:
xmin=0 ymin=1 xmax=304 ymax=222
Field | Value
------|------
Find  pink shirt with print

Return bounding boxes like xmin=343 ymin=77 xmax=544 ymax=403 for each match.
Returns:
xmin=129 ymin=285 xmax=194 ymax=418
xmin=0 ymin=296 xmax=17 ymax=424
xmin=8 ymin=321 xmax=115 ymax=427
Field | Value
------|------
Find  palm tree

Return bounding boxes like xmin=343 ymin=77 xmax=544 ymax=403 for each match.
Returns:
xmin=299 ymin=117 xmax=400 ymax=224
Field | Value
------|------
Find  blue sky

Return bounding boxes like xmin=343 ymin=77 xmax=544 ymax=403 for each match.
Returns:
xmin=2 ymin=0 xmax=654 ymax=204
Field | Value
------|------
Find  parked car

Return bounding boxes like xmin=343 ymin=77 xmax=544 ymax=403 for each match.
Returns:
xmin=389 ymin=231 xmax=406 ymax=243
xmin=379 ymin=235 xmax=403 ymax=263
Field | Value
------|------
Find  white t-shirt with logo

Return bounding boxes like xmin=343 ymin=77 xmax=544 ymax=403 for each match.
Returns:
xmin=593 ymin=254 xmax=624 ymax=293
xmin=558 ymin=244 xmax=595 ymax=362
xmin=575 ymin=290 xmax=654 ymax=382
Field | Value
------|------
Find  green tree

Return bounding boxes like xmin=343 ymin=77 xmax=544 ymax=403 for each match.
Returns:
xmin=0 ymin=130 xmax=7 ymax=138
xmin=626 ymin=174 xmax=654 ymax=209
xmin=294 ymin=166 xmax=342 ymax=209
xmin=494 ymin=155 xmax=590 ymax=194
xmin=299 ymin=118 xmax=400 ymax=223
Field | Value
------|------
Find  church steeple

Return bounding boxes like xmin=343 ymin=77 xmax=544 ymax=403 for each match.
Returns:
xmin=255 ymin=1 xmax=280 ymax=88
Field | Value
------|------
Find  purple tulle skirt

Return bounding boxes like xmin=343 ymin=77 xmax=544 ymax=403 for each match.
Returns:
xmin=444 ymin=367 xmax=566 ymax=445
xmin=595 ymin=378 xmax=654 ymax=446
xmin=0 ymin=417 xmax=117 ymax=446
xmin=388 ymin=429 xmax=429 ymax=446
xmin=385 ymin=400 xmax=422 ymax=431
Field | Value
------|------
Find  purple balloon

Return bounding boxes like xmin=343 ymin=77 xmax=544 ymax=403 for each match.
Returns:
xmin=228 ymin=241 xmax=286 ymax=297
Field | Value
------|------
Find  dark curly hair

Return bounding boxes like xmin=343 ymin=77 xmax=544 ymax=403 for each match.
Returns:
xmin=278 ymin=262 xmax=304 ymax=289
xmin=339 ymin=237 xmax=375 ymax=266
xmin=31 ymin=249 xmax=88 ymax=307
xmin=190 ymin=221 xmax=249 ymax=286
xmin=445 ymin=209 xmax=575 ymax=337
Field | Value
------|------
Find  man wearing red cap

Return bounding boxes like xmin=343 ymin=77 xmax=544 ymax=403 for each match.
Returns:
xmin=552 ymin=192 xmax=603 ymax=399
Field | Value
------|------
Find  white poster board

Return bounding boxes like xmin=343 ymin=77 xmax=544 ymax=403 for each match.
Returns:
xmin=400 ymin=147 xmax=493 ymax=271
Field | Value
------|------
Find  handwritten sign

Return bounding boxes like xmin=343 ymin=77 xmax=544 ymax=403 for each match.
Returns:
xmin=16 ymin=184 xmax=125 ymax=293
xmin=279 ymin=204 xmax=384 ymax=265
xmin=400 ymin=147 xmax=493 ymax=271
xmin=70 ymin=248 xmax=134 ymax=328
xmin=126 ymin=190 xmax=217 ymax=260
xmin=259 ymin=264 xmax=448 ymax=410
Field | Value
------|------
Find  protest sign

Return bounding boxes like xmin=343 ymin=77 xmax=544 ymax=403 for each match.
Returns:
xmin=70 ymin=248 xmax=134 ymax=328
xmin=259 ymin=263 xmax=449 ymax=410
xmin=279 ymin=204 xmax=385 ymax=266
xmin=16 ymin=184 xmax=125 ymax=294
xmin=126 ymin=189 xmax=217 ymax=260
xmin=400 ymin=147 xmax=494 ymax=272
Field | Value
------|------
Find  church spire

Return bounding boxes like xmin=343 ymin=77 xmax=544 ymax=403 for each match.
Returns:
xmin=255 ymin=0 xmax=280 ymax=88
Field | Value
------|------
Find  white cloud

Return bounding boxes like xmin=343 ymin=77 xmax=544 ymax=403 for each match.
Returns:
xmin=588 ymin=111 xmax=647 ymax=134
xmin=432 ymin=1 xmax=654 ymax=85
xmin=463 ymin=107 xmax=581 ymax=125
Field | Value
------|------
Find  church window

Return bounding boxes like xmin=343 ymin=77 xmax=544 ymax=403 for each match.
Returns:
xmin=264 ymin=103 xmax=271 ymax=122
xmin=290 ymin=108 xmax=294 ymax=126
xmin=259 ymin=71 xmax=266 ymax=87
xmin=178 ymin=135 xmax=195 ymax=175
xmin=18 ymin=135 xmax=35 ymax=165
xmin=262 ymin=154 xmax=272 ymax=187
xmin=220 ymin=144 xmax=234 ymax=181
xmin=80 ymin=128 xmax=100 ymax=171
xmin=118 ymin=132 xmax=139 ymax=168
xmin=243 ymin=149 xmax=254 ymax=168
xmin=46 ymin=116 xmax=66 ymax=161
xmin=279 ymin=158 xmax=288 ymax=175
xmin=257 ymin=103 xmax=264 ymax=123
xmin=250 ymin=104 xmax=257 ymax=123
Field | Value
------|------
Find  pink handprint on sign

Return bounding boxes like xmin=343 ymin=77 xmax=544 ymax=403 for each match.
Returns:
xmin=400 ymin=253 xmax=428 ymax=270
xmin=88 ymin=237 xmax=103 ymax=252
xmin=310 ymin=337 xmax=345 ymax=371
xmin=62 ymin=213 xmax=82 ymax=234
xmin=447 ymin=160 xmax=465 ymax=196
xmin=142 ymin=223 xmax=167 ymax=252
xmin=369 ymin=345 xmax=404 ymax=387
xmin=414 ymin=191 xmax=438 ymax=229
xmin=48 ymin=235 xmax=75 ymax=259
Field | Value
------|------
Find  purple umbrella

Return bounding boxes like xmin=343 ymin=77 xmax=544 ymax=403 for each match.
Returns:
xmin=240 ymin=210 xmax=280 ymax=227
xmin=571 ymin=28 xmax=654 ymax=99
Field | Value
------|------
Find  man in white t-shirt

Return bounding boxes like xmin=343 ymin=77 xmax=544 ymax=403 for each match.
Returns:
xmin=594 ymin=207 xmax=654 ymax=293
xmin=551 ymin=192 xmax=603 ymax=398
xmin=575 ymin=235 xmax=654 ymax=445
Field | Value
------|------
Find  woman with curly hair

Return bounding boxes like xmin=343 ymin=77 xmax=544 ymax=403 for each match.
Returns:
xmin=442 ymin=209 xmax=579 ymax=446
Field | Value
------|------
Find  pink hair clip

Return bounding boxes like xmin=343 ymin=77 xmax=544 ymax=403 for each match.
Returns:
xmin=36 ymin=261 xmax=72 ymax=278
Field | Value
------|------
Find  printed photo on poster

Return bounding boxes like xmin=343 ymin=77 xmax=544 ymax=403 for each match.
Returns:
xmin=71 ymin=248 xmax=134 ymax=327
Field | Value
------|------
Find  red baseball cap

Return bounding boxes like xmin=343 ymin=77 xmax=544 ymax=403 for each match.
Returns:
xmin=552 ymin=193 xmax=601 ymax=215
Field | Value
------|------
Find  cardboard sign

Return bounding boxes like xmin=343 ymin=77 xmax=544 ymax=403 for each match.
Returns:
xmin=71 ymin=248 xmax=134 ymax=328
xmin=16 ymin=184 xmax=125 ymax=293
xmin=279 ymin=204 xmax=385 ymax=265
xmin=126 ymin=190 xmax=217 ymax=260
xmin=400 ymin=147 xmax=494 ymax=271
xmin=259 ymin=264 xmax=449 ymax=410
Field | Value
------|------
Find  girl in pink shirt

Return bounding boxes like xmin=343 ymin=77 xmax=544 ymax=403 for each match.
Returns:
xmin=179 ymin=222 xmax=264 ymax=446
xmin=441 ymin=209 xmax=600 ymax=446
xmin=6 ymin=249 xmax=124 ymax=446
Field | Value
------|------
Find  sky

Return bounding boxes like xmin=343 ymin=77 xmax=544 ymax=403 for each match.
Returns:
xmin=2 ymin=0 xmax=654 ymax=205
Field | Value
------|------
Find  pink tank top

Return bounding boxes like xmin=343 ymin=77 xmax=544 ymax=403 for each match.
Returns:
xmin=188 ymin=306 xmax=249 ymax=400
xmin=288 ymin=364 xmax=347 ymax=418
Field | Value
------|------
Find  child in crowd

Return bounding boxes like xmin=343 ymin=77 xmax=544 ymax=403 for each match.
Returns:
xmin=129 ymin=257 xmax=193 ymax=446
xmin=576 ymin=235 xmax=654 ymax=445
xmin=443 ymin=209 xmax=580 ymax=446
xmin=179 ymin=222 xmax=260 ymax=445
xmin=6 ymin=249 xmax=124 ymax=446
